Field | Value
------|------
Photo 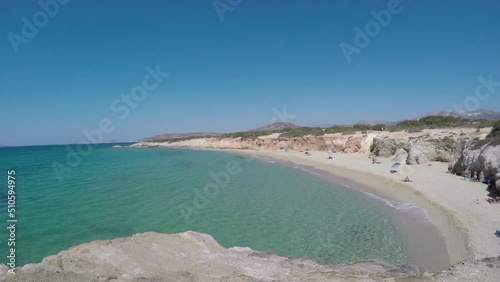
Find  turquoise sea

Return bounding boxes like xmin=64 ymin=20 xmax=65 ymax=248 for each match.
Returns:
xmin=0 ymin=144 xmax=411 ymax=267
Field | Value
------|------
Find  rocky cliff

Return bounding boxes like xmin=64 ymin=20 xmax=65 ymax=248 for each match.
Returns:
xmin=370 ymin=132 xmax=499 ymax=188
xmin=131 ymin=133 xmax=377 ymax=154
xmin=132 ymin=127 xmax=499 ymax=189
xmin=2 ymin=231 xmax=499 ymax=282
xmin=458 ymin=137 xmax=500 ymax=188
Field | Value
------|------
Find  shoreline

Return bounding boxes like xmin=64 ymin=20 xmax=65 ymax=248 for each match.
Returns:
xmin=233 ymin=150 xmax=466 ymax=270
xmin=234 ymin=149 xmax=499 ymax=264
xmin=170 ymin=147 xmax=499 ymax=268
xmin=5 ymin=146 xmax=500 ymax=278
xmin=246 ymin=153 xmax=452 ymax=271
xmin=139 ymin=145 xmax=472 ymax=271
xmin=260 ymin=156 xmax=452 ymax=269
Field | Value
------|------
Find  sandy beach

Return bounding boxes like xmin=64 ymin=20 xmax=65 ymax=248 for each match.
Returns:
xmin=240 ymin=149 xmax=500 ymax=268
xmin=131 ymin=128 xmax=500 ymax=272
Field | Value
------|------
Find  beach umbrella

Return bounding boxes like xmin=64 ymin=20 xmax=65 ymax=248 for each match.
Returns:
xmin=391 ymin=163 xmax=401 ymax=169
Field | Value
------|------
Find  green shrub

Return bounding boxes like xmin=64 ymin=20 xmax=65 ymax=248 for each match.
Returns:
xmin=324 ymin=126 xmax=358 ymax=134
xmin=488 ymin=121 xmax=500 ymax=138
xmin=220 ymin=130 xmax=275 ymax=140
xmin=279 ymin=127 xmax=325 ymax=138
xmin=388 ymin=116 xmax=498 ymax=132
xmin=372 ymin=124 xmax=385 ymax=131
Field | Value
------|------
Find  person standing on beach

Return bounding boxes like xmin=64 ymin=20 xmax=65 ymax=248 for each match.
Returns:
xmin=463 ymin=168 xmax=470 ymax=180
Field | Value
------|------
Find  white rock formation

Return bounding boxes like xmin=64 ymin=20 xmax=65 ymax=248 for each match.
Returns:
xmin=2 ymin=231 xmax=499 ymax=282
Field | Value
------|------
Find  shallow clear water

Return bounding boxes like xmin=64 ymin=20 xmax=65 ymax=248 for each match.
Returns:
xmin=0 ymin=145 xmax=409 ymax=266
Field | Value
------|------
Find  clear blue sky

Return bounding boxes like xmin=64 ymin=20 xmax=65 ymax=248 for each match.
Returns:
xmin=1 ymin=0 xmax=500 ymax=146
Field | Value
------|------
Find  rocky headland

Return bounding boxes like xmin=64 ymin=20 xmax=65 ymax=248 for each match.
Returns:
xmin=131 ymin=127 xmax=500 ymax=190
xmin=12 ymin=126 xmax=498 ymax=281
xmin=2 ymin=231 xmax=499 ymax=282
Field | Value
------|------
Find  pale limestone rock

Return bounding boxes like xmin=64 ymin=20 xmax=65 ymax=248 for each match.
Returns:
xmin=406 ymin=137 xmax=459 ymax=165
xmin=371 ymin=137 xmax=405 ymax=157
xmin=2 ymin=231 xmax=499 ymax=282
xmin=460 ymin=138 xmax=500 ymax=180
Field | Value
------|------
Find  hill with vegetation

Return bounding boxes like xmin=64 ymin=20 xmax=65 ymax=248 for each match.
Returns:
xmin=144 ymin=114 xmax=500 ymax=142
xmin=213 ymin=117 xmax=498 ymax=140
xmin=249 ymin=122 xmax=298 ymax=132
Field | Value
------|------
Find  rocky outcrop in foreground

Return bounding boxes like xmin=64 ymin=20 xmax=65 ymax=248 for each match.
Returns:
xmin=1 ymin=231 xmax=499 ymax=282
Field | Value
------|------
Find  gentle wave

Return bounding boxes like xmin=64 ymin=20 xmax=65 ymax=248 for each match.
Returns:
xmin=364 ymin=192 xmax=432 ymax=223
xmin=287 ymin=162 xmax=432 ymax=225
